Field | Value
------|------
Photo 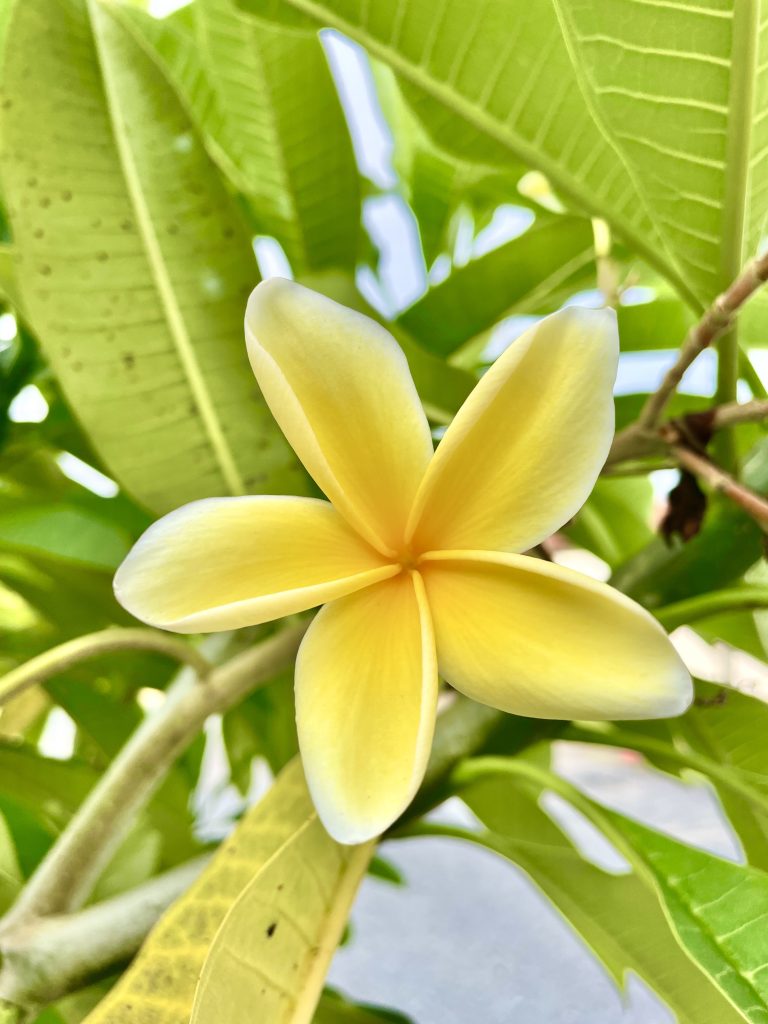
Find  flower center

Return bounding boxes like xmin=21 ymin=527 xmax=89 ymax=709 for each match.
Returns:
xmin=397 ymin=546 xmax=420 ymax=571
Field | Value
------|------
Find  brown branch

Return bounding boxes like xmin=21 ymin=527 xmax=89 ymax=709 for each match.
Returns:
xmin=608 ymin=249 xmax=768 ymax=467
xmin=639 ymin=249 xmax=768 ymax=430
xmin=607 ymin=396 xmax=768 ymax=468
xmin=661 ymin=430 xmax=768 ymax=533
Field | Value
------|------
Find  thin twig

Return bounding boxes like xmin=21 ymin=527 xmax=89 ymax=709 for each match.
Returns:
xmin=711 ymin=397 xmax=768 ymax=430
xmin=0 ymin=628 xmax=212 ymax=707
xmin=638 ymin=249 xmax=768 ymax=430
xmin=607 ymin=396 xmax=768 ymax=469
xmin=0 ymin=621 xmax=307 ymax=927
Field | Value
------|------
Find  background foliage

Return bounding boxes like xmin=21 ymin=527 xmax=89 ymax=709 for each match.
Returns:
xmin=1 ymin=0 xmax=768 ymax=1021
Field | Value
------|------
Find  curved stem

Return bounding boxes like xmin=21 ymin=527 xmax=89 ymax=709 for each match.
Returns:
xmin=655 ymin=585 xmax=768 ymax=631
xmin=0 ymin=628 xmax=212 ymax=706
xmin=1 ymin=620 xmax=307 ymax=926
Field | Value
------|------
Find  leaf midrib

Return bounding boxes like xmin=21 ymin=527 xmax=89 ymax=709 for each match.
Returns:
xmin=88 ymin=0 xmax=246 ymax=497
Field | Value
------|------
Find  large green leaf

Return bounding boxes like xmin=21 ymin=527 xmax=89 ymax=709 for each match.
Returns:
xmin=565 ymin=476 xmax=654 ymax=568
xmin=83 ymin=759 xmax=368 ymax=1024
xmin=396 ymin=214 xmax=594 ymax=357
xmin=674 ymin=680 xmax=768 ymax=871
xmin=613 ymin=813 xmax=768 ymax=1023
xmin=315 ymin=990 xmax=414 ymax=1024
xmin=0 ymin=503 xmax=130 ymax=572
xmin=114 ymin=0 xmax=360 ymax=273
xmin=241 ymin=0 xmax=768 ymax=344
xmin=190 ymin=802 xmax=372 ymax=1023
xmin=617 ymin=297 xmax=695 ymax=352
xmin=0 ymin=0 xmax=307 ymax=515
xmin=451 ymin=777 xmax=744 ymax=1024
xmin=373 ymin=61 xmax=526 ymax=267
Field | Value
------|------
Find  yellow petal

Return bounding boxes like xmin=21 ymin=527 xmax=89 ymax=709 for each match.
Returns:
xmin=114 ymin=496 xmax=398 ymax=633
xmin=421 ymin=551 xmax=692 ymax=720
xmin=407 ymin=308 xmax=618 ymax=553
xmin=296 ymin=571 xmax=438 ymax=843
xmin=245 ymin=279 xmax=434 ymax=556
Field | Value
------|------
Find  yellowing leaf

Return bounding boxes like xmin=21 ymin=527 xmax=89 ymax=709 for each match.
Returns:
xmin=190 ymin=818 xmax=373 ymax=1024
xmin=83 ymin=759 xmax=370 ymax=1024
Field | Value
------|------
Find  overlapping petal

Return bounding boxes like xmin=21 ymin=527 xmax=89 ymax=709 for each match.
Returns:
xmin=114 ymin=496 xmax=398 ymax=633
xmin=407 ymin=307 xmax=619 ymax=554
xmin=421 ymin=551 xmax=692 ymax=720
xmin=296 ymin=571 xmax=438 ymax=844
xmin=245 ymin=279 xmax=434 ymax=555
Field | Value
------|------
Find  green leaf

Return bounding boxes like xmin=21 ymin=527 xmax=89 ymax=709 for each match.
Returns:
xmin=373 ymin=61 xmax=525 ymax=267
xmin=0 ymin=243 xmax=22 ymax=312
xmin=0 ymin=503 xmax=130 ymax=571
xmin=367 ymin=854 xmax=404 ymax=887
xmin=397 ymin=215 xmax=594 ymax=357
xmin=239 ymin=0 xmax=768 ymax=327
xmin=0 ymin=807 xmax=23 ymax=915
xmin=674 ymin=680 xmax=768 ymax=871
xmin=89 ymin=823 xmax=162 ymax=904
xmin=114 ymin=0 xmax=360 ymax=273
xmin=565 ymin=476 xmax=654 ymax=567
xmin=83 ymin=759 xmax=369 ymax=1024
xmin=612 ymin=813 xmax=768 ymax=1023
xmin=0 ymin=0 xmax=307 ymax=515
xmin=190 ymin=802 xmax=373 ymax=1023
xmin=617 ymin=297 xmax=695 ymax=352
xmin=457 ymin=776 xmax=744 ymax=1024
xmin=223 ymin=670 xmax=298 ymax=792
xmin=315 ymin=990 xmax=414 ymax=1024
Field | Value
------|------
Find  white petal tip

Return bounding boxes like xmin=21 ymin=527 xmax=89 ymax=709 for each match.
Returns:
xmin=246 ymin=276 xmax=295 ymax=317
xmin=322 ymin=817 xmax=384 ymax=846
xmin=660 ymin=666 xmax=695 ymax=718
xmin=630 ymin=660 xmax=694 ymax=720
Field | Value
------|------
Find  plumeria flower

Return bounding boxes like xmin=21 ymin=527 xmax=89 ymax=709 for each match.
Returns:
xmin=114 ymin=280 xmax=692 ymax=844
